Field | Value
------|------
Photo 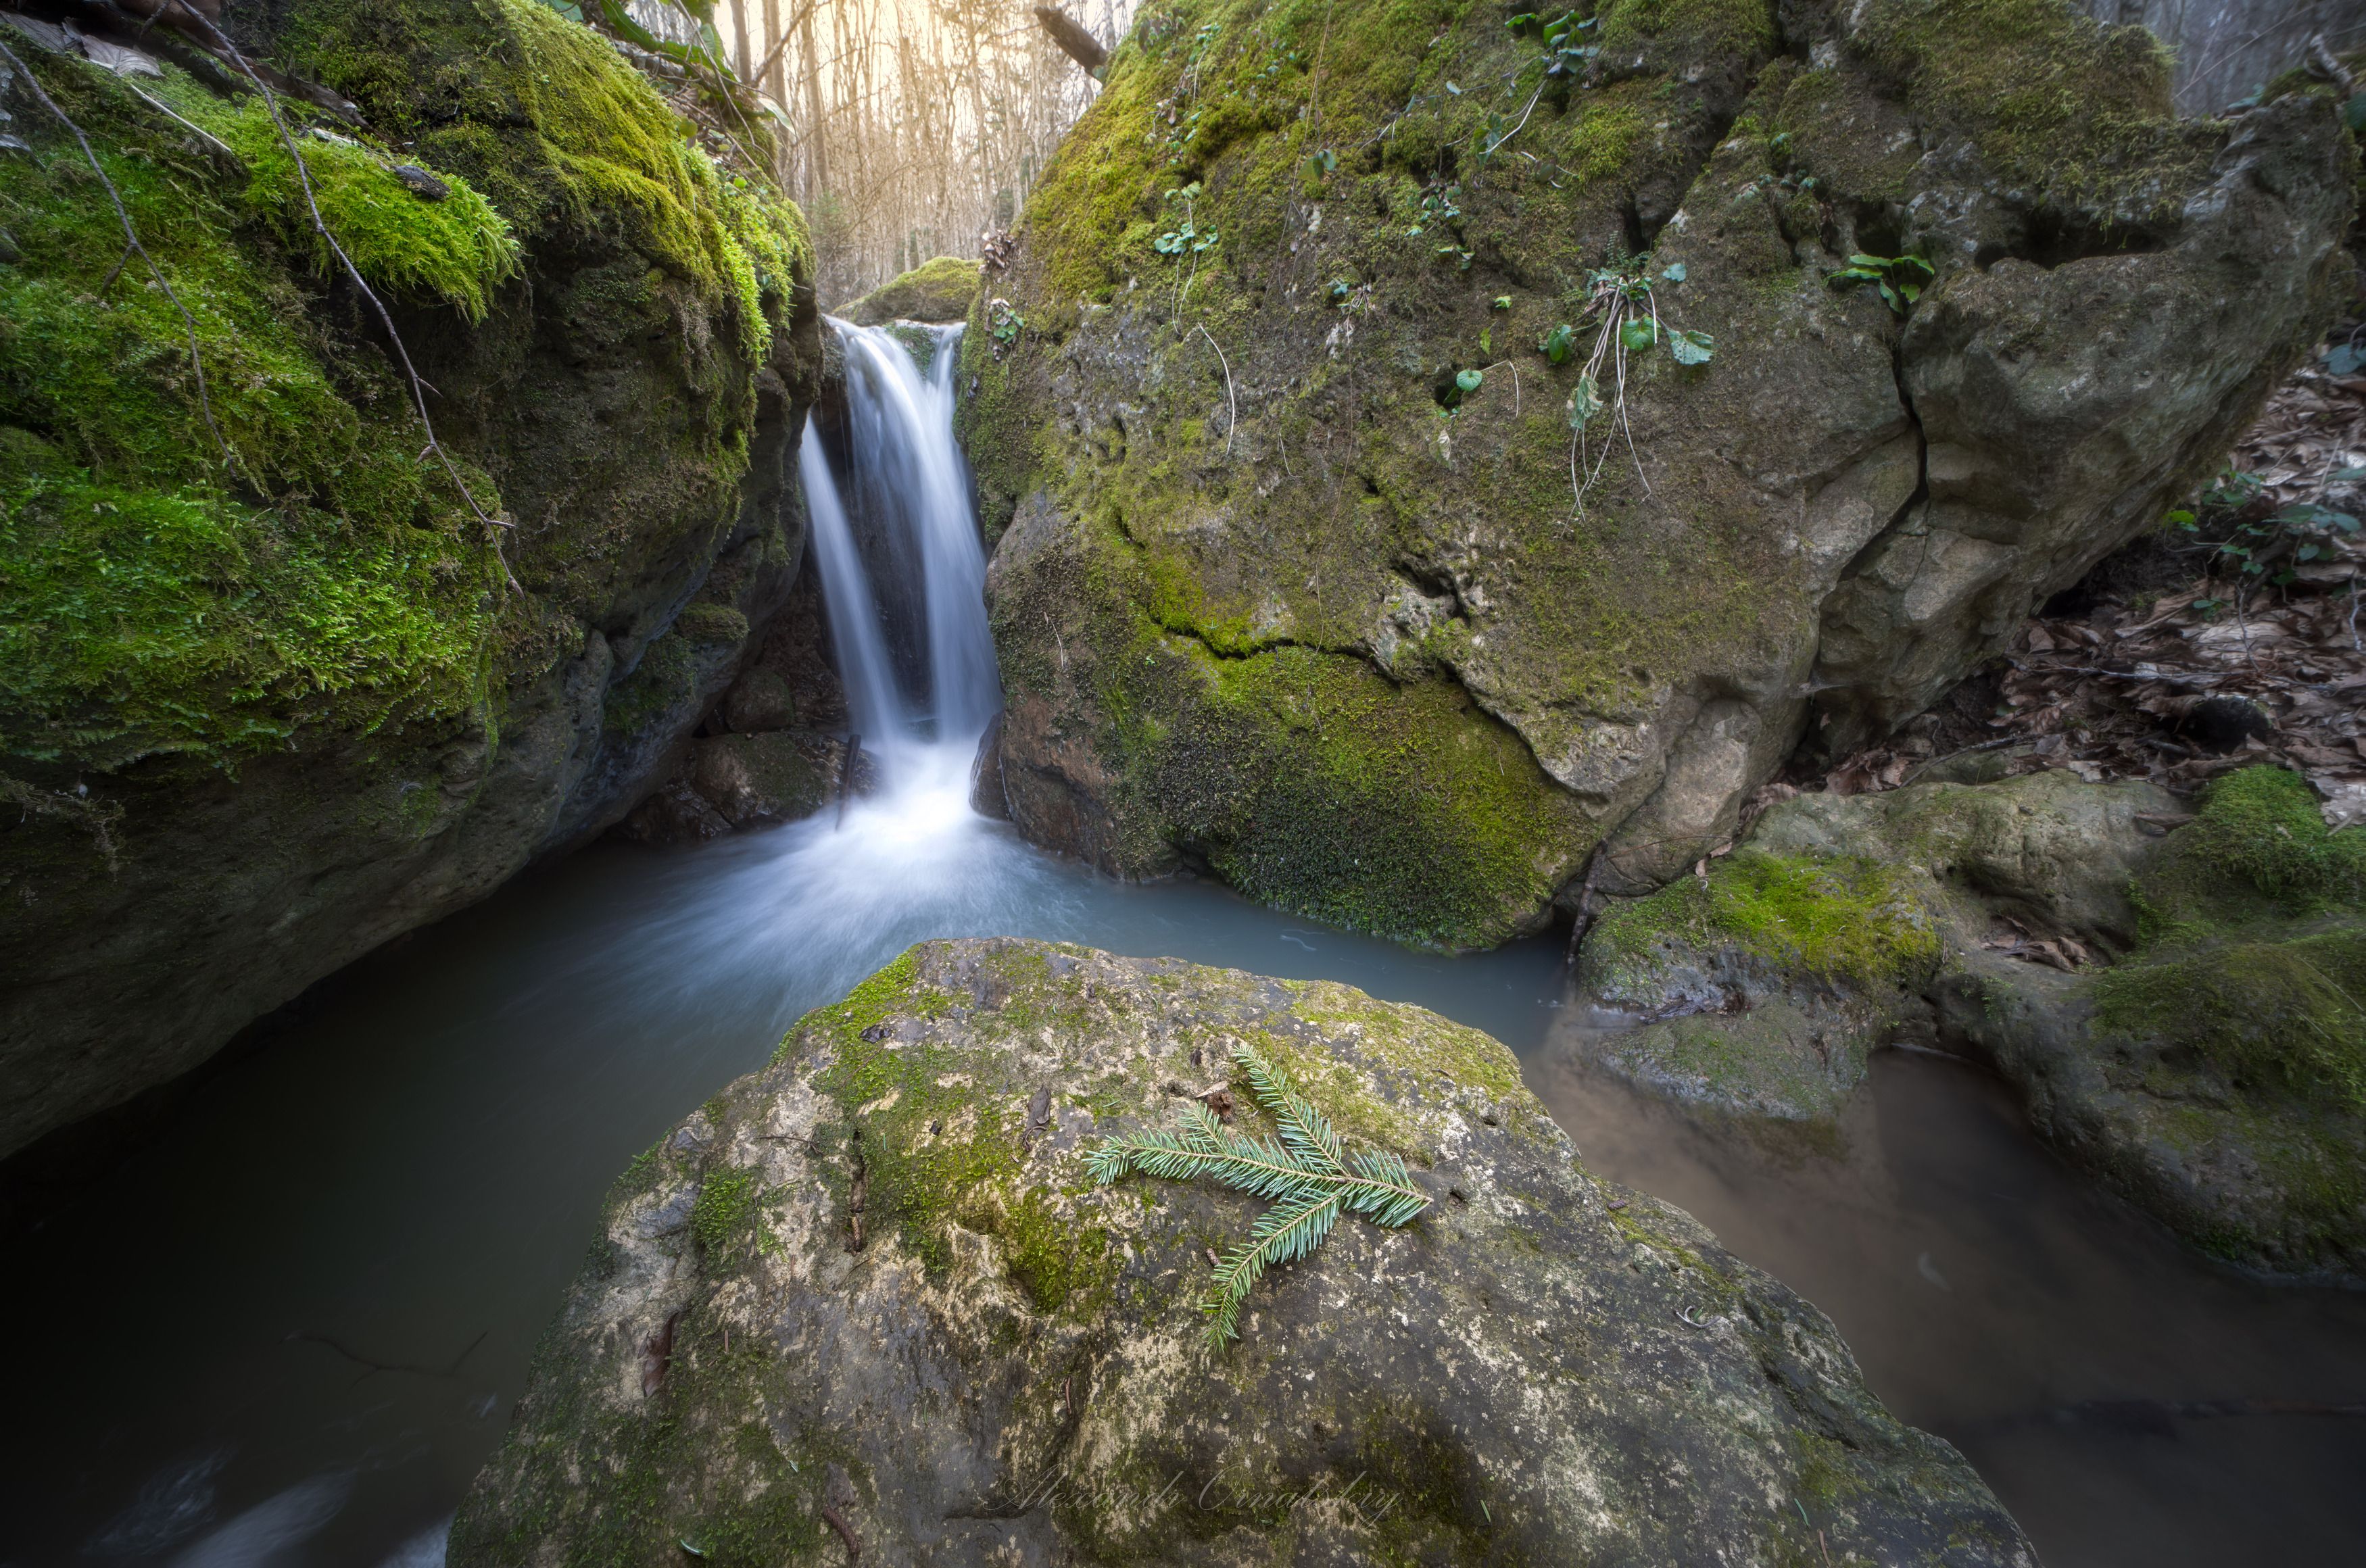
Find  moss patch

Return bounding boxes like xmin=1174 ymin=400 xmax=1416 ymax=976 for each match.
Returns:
xmin=840 ymin=253 xmax=982 ymax=322
xmin=1595 ymin=851 xmax=1942 ymax=991
xmin=0 ymin=0 xmax=811 ymax=774
xmin=2098 ymin=929 xmax=2366 ymax=1107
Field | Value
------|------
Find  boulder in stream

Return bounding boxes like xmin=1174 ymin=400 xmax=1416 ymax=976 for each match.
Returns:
xmin=962 ymin=0 xmax=2354 ymax=948
xmin=0 ymin=0 xmax=826 ymax=1158
xmin=452 ymin=938 xmax=2033 ymax=1565
xmin=1568 ymin=766 xmax=2366 ymax=1280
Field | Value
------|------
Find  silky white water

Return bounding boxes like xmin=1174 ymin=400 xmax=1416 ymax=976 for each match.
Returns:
xmin=799 ymin=318 xmax=1000 ymax=773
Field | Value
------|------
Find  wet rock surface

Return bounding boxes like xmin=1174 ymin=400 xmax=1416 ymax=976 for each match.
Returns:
xmin=1570 ymin=766 xmax=2366 ymax=1279
xmin=453 ymin=938 xmax=2032 ymax=1567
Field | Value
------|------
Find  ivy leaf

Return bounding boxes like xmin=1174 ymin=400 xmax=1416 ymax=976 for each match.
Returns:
xmin=1658 ymin=261 xmax=1687 ymax=284
xmin=1455 ymin=368 xmax=1484 ymax=394
xmin=1540 ymin=322 xmax=1575 ymax=364
xmin=1567 ymin=373 xmax=1603 ymax=431
xmin=1668 ymin=328 xmax=1714 ymax=366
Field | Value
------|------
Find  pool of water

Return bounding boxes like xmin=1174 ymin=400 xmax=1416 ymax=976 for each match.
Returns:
xmin=5 ymin=781 xmax=2362 ymax=1565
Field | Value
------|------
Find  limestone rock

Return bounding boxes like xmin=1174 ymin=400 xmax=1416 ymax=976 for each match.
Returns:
xmin=451 ymin=939 xmax=2033 ymax=1566
xmin=963 ymin=0 xmax=2353 ymax=946
xmin=1566 ymin=766 xmax=2366 ymax=1279
xmin=837 ymin=254 xmax=984 ymax=324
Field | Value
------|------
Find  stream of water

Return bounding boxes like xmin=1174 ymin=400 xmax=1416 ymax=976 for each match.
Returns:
xmin=5 ymin=322 xmax=2362 ymax=1566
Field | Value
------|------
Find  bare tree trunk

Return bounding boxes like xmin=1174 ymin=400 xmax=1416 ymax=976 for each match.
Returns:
xmin=763 ymin=0 xmax=786 ymax=110
xmin=2079 ymin=0 xmax=2365 ymax=114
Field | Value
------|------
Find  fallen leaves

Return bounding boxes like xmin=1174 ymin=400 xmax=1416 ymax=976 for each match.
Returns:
xmin=1820 ymin=331 xmax=2366 ymax=829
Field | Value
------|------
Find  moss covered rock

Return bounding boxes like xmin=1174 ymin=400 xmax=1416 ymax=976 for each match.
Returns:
xmin=0 ymin=0 xmax=821 ymax=1156
xmin=963 ymin=0 xmax=2354 ymax=946
xmin=452 ymin=937 xmax=2033 ymax=1565
xmin=1933 ymin=766 xmax=2366 ymax=1279
xmin=836 ymin=253 xmax=982 ymax=323
xmin=1566 ymin=765 xmax=2366 ymax=1278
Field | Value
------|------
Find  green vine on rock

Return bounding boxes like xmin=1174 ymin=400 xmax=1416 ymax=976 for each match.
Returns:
xmin=1086 ymin=1041 xmax=1429 ymax=1347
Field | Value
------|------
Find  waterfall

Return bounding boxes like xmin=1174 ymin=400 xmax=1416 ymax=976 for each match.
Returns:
xmin=799 ymin=319 xmax=1000 ymax=789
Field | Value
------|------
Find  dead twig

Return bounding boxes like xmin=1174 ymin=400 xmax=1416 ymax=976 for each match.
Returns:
xmin=1 ymin=38 xmax=231 ymax=466
xmin=167 ymin=6 xmax=523 ymax=594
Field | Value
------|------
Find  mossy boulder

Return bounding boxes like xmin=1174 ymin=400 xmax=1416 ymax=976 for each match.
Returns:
xmin=1934 ymin=766 xmax=2366 ymax=1279
xmin=451 ymin=938 xmax=2034 ymax=1566
xmin=1567 ymin=765 xmax=2366 ymax=1278
xmin=963 ymin=0 xmax=2354 ymax=946
xmin=0 ymin=0 xmax=821 ymax=1156
xmin=836 ymin=254 xmax=983 ymax=323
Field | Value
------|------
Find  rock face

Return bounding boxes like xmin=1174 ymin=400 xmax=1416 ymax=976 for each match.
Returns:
xmin=1568 ymin=765 xmax=2366 ymax=1279
xmin=452 ymin=938 xmax=2034 ymax=1567
xmin=0 ymin=0 xmax=823 ymax=1156
xmin=837 ymin=254 xmax=983 ymax=323
xmin=612 ymin=572 xmax=869 ymax=843
xmin=961 ymin=0 xmax=2353 ymax=948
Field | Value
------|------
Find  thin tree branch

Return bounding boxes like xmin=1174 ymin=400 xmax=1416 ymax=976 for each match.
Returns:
xmin=1 ymin=38 xmax=231 ymax=466
xmin=168 ymin=5 xmax=522 ymax=594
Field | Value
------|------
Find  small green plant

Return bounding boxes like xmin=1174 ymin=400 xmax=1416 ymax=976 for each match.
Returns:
xmin=1477 ymin=11 xmax=1595 ymax=167
xmin=1300 ymin=146 xmax=1338 ymax=180
xmin=1086 ymin=1041 xmax=1430 ymax=1346
xmin=1153 ymin=182 xmax=1220 ymax=308
xmin=985 ymin=296 xmax=1024 ymax=347
xmin=2171 ymin=476 xmax=2360 ymax=589
xmin=1546 ymin=255 xmax=1714 ymax=508
xmin=1827 ymin=253 xmax=1933 ymax=316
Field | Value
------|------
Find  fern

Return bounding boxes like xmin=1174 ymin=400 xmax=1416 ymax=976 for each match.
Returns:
xmin=1087 ymin=1041 xmax=1429 ymax=1346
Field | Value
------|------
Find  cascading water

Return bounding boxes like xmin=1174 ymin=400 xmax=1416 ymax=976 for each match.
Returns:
xmin=798 ymin=320 xmax=1000 ymax=775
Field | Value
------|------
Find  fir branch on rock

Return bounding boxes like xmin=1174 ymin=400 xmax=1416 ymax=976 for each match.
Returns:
xmin=1087 ymin=1040 xmax=1428 ymax=1346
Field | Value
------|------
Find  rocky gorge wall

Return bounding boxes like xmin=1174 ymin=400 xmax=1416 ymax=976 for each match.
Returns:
xmin=962 ymin=0 xmax=2356 ymax=949
xmin=0 ymin=0 xmax=823 ymax=1158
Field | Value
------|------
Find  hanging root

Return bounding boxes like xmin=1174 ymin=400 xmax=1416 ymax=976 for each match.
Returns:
xmin=0 ymin=39 xmax=232 ymax=469
xmin=1194 ymin=323 xmax=1236 ymax=456
xmin=166 ymin=5 xmax=524 ymax=595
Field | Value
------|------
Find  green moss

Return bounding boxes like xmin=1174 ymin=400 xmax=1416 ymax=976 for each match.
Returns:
xmin=1595 ymin=0 xmax=1777 ymax=65
xmin=283 ymin=0 xmax=806 ymax=355
xmin=212 ymin=106 xmax=521 ymax=320
xmin=675 ymin=602 xmax=751 ymax=643
xmin=0 ymin=0 xmax=811 ymax=775
xmin=1846 ymin=0 xmax=2196 ymax=210
xmin=1132 ymin=631 xmax=1596 ymax=948
xmin=0 ymin=51 xmax=503 ymax=766
xmin=788 ymin=949 xmax=1120 ymax=1317
xmin=1596 ymin=851 xmax=1941 ymax=990
xmin=840 ymin=253 xmax=982 ymax=321
xmin=2144 ymin=766 xmax=2366 ymax=927
xmin=2097 ymin=929 xmax=2366 ymax=1107
xmin=691 ymin=1166 xmax=764 ymax=1261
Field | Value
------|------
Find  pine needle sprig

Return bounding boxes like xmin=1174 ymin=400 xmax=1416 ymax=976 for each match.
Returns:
xmin=1088 ymin=1040 xmax=1429 ymax=1346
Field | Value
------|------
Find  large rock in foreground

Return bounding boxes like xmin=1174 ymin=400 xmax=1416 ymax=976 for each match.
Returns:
xmin=454 ymin=939 xmax=2031 ymax=1566
xmin=964 ymin=0 xmax=2353 ymax=946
